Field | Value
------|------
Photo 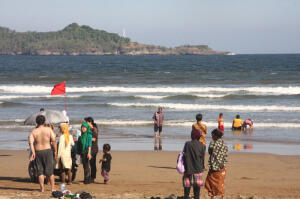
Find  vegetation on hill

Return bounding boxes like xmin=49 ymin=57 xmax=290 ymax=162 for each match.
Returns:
xmin=0 ymin=23 xmax=229 ymax=55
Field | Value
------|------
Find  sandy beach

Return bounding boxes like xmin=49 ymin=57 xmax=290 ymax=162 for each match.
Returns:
xmin=0 ymin=150 xmax=299 ymax=199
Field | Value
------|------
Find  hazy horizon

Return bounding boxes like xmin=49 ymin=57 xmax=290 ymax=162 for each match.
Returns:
xmin=1 ymin=0 xmax=300 ymax=54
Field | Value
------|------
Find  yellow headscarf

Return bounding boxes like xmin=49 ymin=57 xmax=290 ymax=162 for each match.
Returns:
xmin=60 ymin=123 xmax=70 ymax=146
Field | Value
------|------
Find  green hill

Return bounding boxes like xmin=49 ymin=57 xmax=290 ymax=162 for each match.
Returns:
xmin=0 ymin=23 xmax=229 ymax=55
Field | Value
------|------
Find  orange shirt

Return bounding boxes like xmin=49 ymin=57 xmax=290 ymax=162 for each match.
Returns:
xmin=192 ymin=122 xmax=207 ymax=146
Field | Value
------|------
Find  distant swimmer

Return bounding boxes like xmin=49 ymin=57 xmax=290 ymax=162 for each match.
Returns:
xmin=242 ymin=118 xmax=253 ymax=131
xmin=232 ymin=115 xmax=243 ymax=130
xmin=218 ymin=113 xmax=224 ymax=132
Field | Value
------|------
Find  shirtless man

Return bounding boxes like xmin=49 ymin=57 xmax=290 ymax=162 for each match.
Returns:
xmin=29 ymin=115 xmax=57 ymax=192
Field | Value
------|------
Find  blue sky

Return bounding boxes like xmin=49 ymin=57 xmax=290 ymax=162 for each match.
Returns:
xmin=1 ymin=0 xmax=299 ymax=54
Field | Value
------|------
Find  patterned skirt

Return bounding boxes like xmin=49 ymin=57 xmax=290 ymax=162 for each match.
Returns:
xmin=205 ymin=167 xmax=226 ymax=196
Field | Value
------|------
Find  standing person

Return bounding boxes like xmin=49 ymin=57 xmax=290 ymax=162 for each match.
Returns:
xmin=79 ymin=122 xmax=92 ymax=184
xmin=192 ymin=113 xmax=207 ymax=169
xmin=99 ymin=144 xmax=112 ymax=184
xmin=232 ymin=114 xmax=243 ymax=130
xmin=57 ymin=123 xmax=74 ymax=185
xmin=205 ymin=129 xmax=228 ymax=199
xmin=84 ymin=117 xmax=99 ymax=183
xmin=28 ymin=115 xmax=57 ymax=192
xmin=218 ymin=113 xmax=224 ymax=132
xmin=153 ymin=107 xmax=164 ymax=138
xmin=182 ymin=129 xmax=205 ymax=199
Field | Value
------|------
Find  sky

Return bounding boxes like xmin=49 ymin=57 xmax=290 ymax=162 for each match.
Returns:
xmin=1 ymin=0 xmax=300 ymax=54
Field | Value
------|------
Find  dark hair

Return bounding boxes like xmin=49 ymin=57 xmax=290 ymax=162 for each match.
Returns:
xmin=196 ymin=113 xmax=202 ymax=121
xmin=40 ymin=108 xmax=44 ymax=112
xmin=36 ymin=115 xmax=46 ymax=127
xmin=103 ymin=143 xmax=111 ymax=151
xmin=84 ymin=116 xmax=98 ymax=129
xmin=211 ymin=129 xmax=223 ymax=139
xmin=236 ymin=114 xmax=240 ymax=119
xmin=219 ymin=113 xmax=223 ymax=117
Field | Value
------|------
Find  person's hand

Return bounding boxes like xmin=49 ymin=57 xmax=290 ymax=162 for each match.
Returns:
xmin=87 ymin=153 xmax=92 ymax=160
xmin=30 ymin=153 xmax=35 ymax=161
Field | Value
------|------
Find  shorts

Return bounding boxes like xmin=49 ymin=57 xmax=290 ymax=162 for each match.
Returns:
xmin=35 ymin=149 xmax=54 ymax=177
xmin=154 ymin=125 xmax=162 ymax=132
xmin=183 ymin=173 xmax=203 ymax=187
xmin=232 ymin=126 xmax=242 ymax=130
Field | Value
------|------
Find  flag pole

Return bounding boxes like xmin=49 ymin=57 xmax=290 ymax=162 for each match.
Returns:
xmin=64 ymin=81 xmax=67 ymax=112
xmin=64 ymin=94 xmax=67 ymax=112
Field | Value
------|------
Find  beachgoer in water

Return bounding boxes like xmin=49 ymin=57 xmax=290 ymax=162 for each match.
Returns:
xmin=84 ymin=117 xmax=99 ymax=183
xmin=56 ymin=123 xmax=74 ymax=184
xmin=153 ymin=107 xmax=164 ymax=138
xmin=182 ymin=129 xmax=205 ymax=199
xmin=192 ymin=113 xmax=207 ymax=169
xmin=242 ymin=118 xmax=253 ymax=131
xmin=79 ymin=122 xmax=92 ymax=184
xmin=205 ymin=129 xmax=228 ymax=199
xmin=218 ymin=113 xmax=224 ymax=132
xmin=232 ymin=114 xmax=243 ymax=130
xmin=28 ymin=115 xmax=57 ymax=192
xmin=99 ymin=143 xmax=112 ymax=184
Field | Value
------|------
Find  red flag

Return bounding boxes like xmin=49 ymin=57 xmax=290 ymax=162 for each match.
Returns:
xmin=51 ymin=82 xmax=66 ymax=95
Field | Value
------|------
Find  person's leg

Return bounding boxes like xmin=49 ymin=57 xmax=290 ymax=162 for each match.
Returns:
xmin=154 ymin=125 xmax=158 ymax=138
xmin=82 ymin=154 xmax=91 ymax=184
xmin=158 ymin=126 xmax=162 ymax=137
xmin=49 ymin=174 xmax=56 ymax=191
xmin=38 ymin=175 xmax=45 ymax=192
xmin=193 ymin=185 xmax=200 ymax=199
xmin=67 ymin=169 xmax=72 ymax=185
xmin=184 ymin=187 xmax=191 ymax=199
xmin=90 ymin=152 xmax=97 ymax=182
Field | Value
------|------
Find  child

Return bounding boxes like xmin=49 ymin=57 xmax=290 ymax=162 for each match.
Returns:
xmin=218 ymin=113 xmax=224 ymax=132
xmin=99 ymin=144 xmax=112 ymax=184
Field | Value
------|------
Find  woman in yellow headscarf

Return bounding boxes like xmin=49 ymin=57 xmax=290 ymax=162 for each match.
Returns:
xmin=57 ymin=123 xmax=74 ymax=184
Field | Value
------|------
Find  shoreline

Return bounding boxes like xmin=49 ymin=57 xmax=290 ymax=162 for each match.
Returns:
xmin=0 ymin=150 xmax=299 ymax=199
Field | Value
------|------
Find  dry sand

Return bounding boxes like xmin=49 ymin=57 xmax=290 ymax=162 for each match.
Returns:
xmin=0 ymin=150 xmax=300 ymax=199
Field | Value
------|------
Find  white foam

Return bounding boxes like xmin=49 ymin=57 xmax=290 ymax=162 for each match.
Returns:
xmin=0 ymin=94 xmax=82 ymax=100
xmin=1 ymin=85 xmax=300 ymax=95
xmin=134 ymin=95 xmax=168 ymax=100
xmin=108 ymin=102 xmax=300 ymax=112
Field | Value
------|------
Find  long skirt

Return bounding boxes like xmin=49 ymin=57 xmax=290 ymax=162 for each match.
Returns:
xmin=205 ymin=167 xmax=226 ymax=196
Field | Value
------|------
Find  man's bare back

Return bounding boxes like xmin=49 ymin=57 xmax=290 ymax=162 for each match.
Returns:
xmin=29 ymin=126 xmax=56 ymax=151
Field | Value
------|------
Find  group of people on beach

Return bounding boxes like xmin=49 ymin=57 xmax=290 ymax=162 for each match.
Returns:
xmin=28 ymin=115 xmax=112 ymax=193
xmin=182 ymin=113 xmax=228 ymax=199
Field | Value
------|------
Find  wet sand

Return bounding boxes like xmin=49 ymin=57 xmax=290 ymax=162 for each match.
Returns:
xmin=0 ymin=150 xmax=300 ymax=199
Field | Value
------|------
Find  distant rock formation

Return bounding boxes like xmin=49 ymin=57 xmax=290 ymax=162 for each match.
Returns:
xmin=0 ymin=23 xmax=231 ymax=55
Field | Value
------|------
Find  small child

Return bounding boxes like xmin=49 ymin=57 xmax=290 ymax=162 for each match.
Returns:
xmin=99 ymin=143 xmax=112 ymax=184
xmin=218 ymin=113 xmax=224 ymax=132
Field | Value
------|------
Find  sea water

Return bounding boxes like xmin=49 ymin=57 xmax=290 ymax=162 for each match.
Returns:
xmin=0 ymin=54 xmax=300 ymax=155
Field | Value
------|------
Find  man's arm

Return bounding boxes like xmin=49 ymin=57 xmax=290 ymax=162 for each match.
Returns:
xmin=29 ymin=132 xmax=35 ymax=160
xmin=50 ymin=130 xmax=57 ymax=160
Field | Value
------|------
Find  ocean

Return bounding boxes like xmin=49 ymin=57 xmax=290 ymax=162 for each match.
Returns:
xmin=0 ymin=54 xmax=300 ymax=155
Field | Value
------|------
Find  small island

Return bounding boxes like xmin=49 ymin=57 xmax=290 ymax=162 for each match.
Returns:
xmin=0 ymin=23 xmax=231 ymax=56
